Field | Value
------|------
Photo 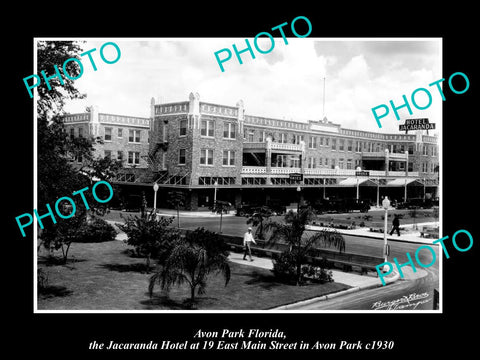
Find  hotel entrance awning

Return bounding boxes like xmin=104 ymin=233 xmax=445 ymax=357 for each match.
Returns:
xmin=338 ymin=178 xmax=378 ymax=187
xmin=386 ymin=178 xmax=423 ymax=187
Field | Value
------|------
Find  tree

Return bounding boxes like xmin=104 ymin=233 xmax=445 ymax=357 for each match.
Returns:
xmin=40 ymin=204 xmax=88 ymax=264
xmin=117 ymin=213 xmax=179 ymax=272
xmin=36 ymin=41 xmax=122 ymax=259
xmin=167 ymin=190 xmax=185 ymax=228
xmin=246 ymin=206 xmax=273 ymax=240
xmin=264 ymin=208 xmax=345 ymax=285
xmin=211 ymin=200 xmax=231 ymax=233
xmin=149 ymin=227 xmax=231 ymax=308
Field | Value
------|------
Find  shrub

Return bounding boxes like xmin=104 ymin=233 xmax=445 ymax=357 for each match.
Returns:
xmin=272 ymin=251 xmax=298 ymax=285
xmin=301 ymin=264 xmax=334 ymax=283
xmin=75 ymin=217 xmax=117 ymax=243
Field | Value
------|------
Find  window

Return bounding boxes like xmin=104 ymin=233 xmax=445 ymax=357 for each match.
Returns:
xmin=127 ymin=151 xmax=140 ymax=165
xmin=356 ymin=141 xmax=362 ymax=152
xmin=247 ymin=132 xmax=254 ymax=142
xmin=280 ymin=133 xmax=287 ymax=143
xmin=346 ymin=159 xmax=352 ymax=169
xmin=423 ymin=145 xmax=428 ymax=155
xmin=275 ymin=154 xmax=287 ymax=167
xmin=223 ymin=150 xmax=235 ymax=166
xmin=339 ymin=158 xmax=344 ymax=169
xmin=117 ymin=128 xmax=123 ymax=138
xmin=308 ymin=136 xmax=317 ymax=149
xmin=200 ymin=149 xmax=213 ymax=165
xmin=319 ymin=158 xmax=323 ymax=166
xmin=201 ymin=119 xmax=214 ymax=137
xmin=129 ymin=129 xmax=141 ymax=143
xmin=293 ymin=134 xmax=304 ymax=144
xmin=325 ymin=138 xmax=330 ymax=146
xmin=307 ymin=157 xmax=316 ymax=168
xmin=339 ymin=139 xmax=345 ymax=151
xmin=162 ymin=124 xmax=168 ymax=142
xmin=104 ymin=150 xmax=111 ymax=159
xmin=69 ymin=128 xmax=75 ymax=140
xmin=179 ymin=119 xmax=187 ymax=136
xmin=162 ymin=152 xmax=167 ymax=170
xmin=178 ymin=148 xmax=186 ymax=165
xmin=223 ymin=123 xmax=236 ymax=139
xmin=259 ymin=131 xmax=266 ymax=142
xmin=319 ymin=137 xmax=324 ymax=146
xmin=347 ymin=140 xmax=353 ymax=152
xmin=78 ymin=127 xmax=84 ymax=138
xmin=331 ymin=138 xmax=337 ymax=150
xmin=105 ymin=127 xmax=112 ymax=141
xmin=290 ymin=157 xmax=300 ymax=168
xmin=117 ymin=151 xmax=123 ymax=161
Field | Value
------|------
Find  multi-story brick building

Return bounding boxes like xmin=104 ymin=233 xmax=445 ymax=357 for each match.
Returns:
xmin=62 ymin=106 xmax=152 ymax=183
xmin=61 ymin=93 xmax=439 ymax=211
xmin=147 ymin=93 xmax=439 ymax=210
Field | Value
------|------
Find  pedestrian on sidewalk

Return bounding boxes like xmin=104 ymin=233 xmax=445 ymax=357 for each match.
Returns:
xmin=390 ymin=214 xmax=401 ymax=236
xmin=243 ymin=227 xmax=257 ymax=261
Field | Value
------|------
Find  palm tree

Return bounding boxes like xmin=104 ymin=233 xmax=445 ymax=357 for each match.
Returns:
xmin=246 ymin=206 xmax=273 ymax=240
xmin=211 ymin=200 xmax=231 ymax=233
xmin=264 ymin=208 xmax=345 ymax=285
xmin=167 ymin=190 xmax=185 ymax=228
xmin=149 ymin=227 xmax=231 ymax=308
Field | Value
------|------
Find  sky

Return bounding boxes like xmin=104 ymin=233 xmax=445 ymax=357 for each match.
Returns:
xmin=58 ymin=37 xmax=442 ymax=134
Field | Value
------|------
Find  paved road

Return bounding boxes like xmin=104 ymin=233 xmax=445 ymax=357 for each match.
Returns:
xmin=292 ymin=266 xmax=438 ymax=310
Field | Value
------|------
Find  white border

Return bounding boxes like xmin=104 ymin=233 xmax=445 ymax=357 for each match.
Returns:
xmin=33 ymin=37 xmax=443 ymax=314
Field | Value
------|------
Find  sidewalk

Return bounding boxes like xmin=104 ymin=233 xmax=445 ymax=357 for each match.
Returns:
xmin=306 ymin=222 xmax=441 ymax=245
xmin=228 ymin=251 xmax=382 ymax=289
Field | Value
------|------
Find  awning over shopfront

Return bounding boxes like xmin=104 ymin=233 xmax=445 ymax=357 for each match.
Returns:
xmin=386 ymin=178 xmax=424 ymax=187
xmin=338 ymin=178 xmax=378 ymax=187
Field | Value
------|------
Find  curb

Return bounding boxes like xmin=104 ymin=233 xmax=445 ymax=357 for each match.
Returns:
xmin=272 ymin=270 xmax=401 ymax=310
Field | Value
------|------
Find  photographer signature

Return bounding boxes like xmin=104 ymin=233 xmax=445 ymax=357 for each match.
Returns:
xmin=372 ymin=292 xmax=431 ymax=310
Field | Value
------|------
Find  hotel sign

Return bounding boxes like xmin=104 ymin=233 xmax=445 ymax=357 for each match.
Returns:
xmin=355 ymin=171 xmax=370 ymax=177
xmin=289 ymin=173 xmax=303 ymax=181
xmin=399 ymin=118 xmax=435 ymax=132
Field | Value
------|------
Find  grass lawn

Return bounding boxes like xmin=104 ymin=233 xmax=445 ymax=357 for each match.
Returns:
xmin=38 ymin=240 xmax=351 ymax=310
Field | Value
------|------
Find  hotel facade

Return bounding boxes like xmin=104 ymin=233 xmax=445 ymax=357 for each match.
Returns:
xmin=62 ymin=92 xmax=439 ymax=210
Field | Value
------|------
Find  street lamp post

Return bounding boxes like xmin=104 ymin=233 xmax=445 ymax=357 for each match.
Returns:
xmin=213 ymin=180 xmax=218 ymax=206
xmin=382 ymin=196 xmax=391 ymax=269
xmin=153 ymin=182 xmax=159 ymax=215
xmin=296 ymin=186 xmax=301 ymax=213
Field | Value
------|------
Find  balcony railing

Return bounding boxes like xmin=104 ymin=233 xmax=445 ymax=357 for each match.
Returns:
xmin=241 ymin=166 xmax=418 ymax=177
xmin=271 ymin=167 xmax=301 ymax=174
xmin=271 ymin=142 xmax=303 ymax=152
xmin=241 ymin=166 xmax=267 ymax=174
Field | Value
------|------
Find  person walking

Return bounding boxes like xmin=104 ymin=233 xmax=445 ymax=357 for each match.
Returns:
xmin=390 ymin=214 xmax=401 ymax=236
xmin=243 ymin=227 xmax=257 ymax=261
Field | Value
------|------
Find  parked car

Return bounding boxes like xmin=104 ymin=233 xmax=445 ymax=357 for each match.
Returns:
xmin=396 ymin=198 xmax=433 ymax=209
xmin=308 ymin=198 xmax=370 ymax=214
xmin=236 ymin=204 xmax=261 ymax=217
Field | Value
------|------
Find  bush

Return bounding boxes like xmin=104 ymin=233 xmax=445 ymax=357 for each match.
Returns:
xmin=272 ymin=251 xmax=298 ymax=285
xmin=272 ymin=252 xmax=334 ymax=284
xmin=301 ymin=264 xmax=334 ymax=283
xmin=75 ymin=217 xmax=117 ymax=243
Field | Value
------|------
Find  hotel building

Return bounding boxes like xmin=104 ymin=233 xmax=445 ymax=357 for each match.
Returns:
xmin=62 ymin=92 xmax=439 ymax=210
